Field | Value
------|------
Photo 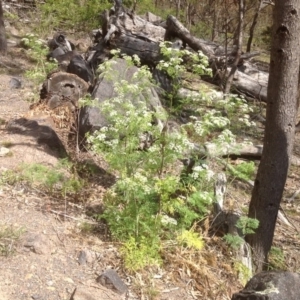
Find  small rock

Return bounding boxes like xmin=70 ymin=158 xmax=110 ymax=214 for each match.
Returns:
xmin=9 ymin=77 xmax=22 ymax=89
xmin=0 ymin=147 xmax=10 ymax=157
xmin=77 ymin=249 xmax=100 ymax=265
xmin=77 ymin=250 xmax=87 ymax=265
xmin=22 ymin=232 xmax=53 ymax=255
xmin=63 ymin=277 xmax=75 ymax=284
xmin=71 ymin=285 xmax=121 ymax=300
xmin=7 ymin=39 xmax=18 ymax=47
xmin=8 ymin=26 xmax=20 ymax=37
xmin=97 ymin=269 xmax=128 ymax=295
xmin=46 ymin=280 xmax=54 ymax=286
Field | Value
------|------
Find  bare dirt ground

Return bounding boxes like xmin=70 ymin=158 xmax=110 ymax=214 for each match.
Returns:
xmin=0 ymin=58 xmax=124 ymax=299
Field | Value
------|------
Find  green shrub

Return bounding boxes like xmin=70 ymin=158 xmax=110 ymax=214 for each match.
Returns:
xmin=0 ymin=225 xmax=25 ymax=257
xmin=36 ymin=0 xmax=111 ymax=33
xmin=85 ymin=44 xmax=257 ymax=271
xmin=22 ymin=34 xmax=57 ymax=84
xmin=83 ymin=49 xmax=213 ymax=270
xmin=224 ymin=216 xmax=259 ymax=249
xmin=268 ymin=246 xmax=286 ymax=270
xmin=231 ymin=161 xmax=256 ymax=182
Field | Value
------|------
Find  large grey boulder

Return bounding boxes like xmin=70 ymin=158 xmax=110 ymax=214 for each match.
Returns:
xmin=79 ymin=58 xmax=163 ymax=138
xmin=232 ymin=271 xmax=300 ymax=300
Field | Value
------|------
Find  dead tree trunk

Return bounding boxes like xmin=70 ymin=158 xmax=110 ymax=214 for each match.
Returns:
xmin=96 ymin=8 xmax=268 ymax=102
xmin=246 ymin=0 xmax=300 ymax=273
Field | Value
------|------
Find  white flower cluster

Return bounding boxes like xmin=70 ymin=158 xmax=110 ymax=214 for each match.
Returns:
xmin=199 ymin=191 xmax=214 ymax=204
xmin=191 ymin=110 xmax=231 ymax=137
xmin=191 ymin=164 xmax=215 ymax=181
xmin=116 ymin=172 xmax=152 ymax=195
xmin=238 ymin=114 xmax=256 ymax=127
xmin=216 ymin=129 xmax=236 ymax=144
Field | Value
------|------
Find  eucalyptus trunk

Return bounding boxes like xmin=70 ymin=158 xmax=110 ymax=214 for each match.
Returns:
xmin=246 ymin=0 xmax=300 ymax=272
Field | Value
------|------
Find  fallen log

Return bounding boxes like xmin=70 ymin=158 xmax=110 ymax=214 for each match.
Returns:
xmin=97 ymin=9 xmax=269 ymax=101
xmin=94 ymin=10 xmax=267 ymax=102
xmin=109 ymin=34 xmax=161 ymax=67
xmin=39 ymin=71 xmax=89 ymax=110
xmin=191 ymin=142 xmax=300 ymax=166
xmin=164 ymin=15 xmax=268 ymax=101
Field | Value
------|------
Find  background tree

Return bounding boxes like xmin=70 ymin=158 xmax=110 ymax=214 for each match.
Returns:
xmin=224 ymin=0 xmax=245 ymax=94
xmin=246 ymin=0 xmax=274 ymax=52
xmin=0 ymin=0 xmax=7 ymax=54
xmin=246 ymin=0 xmax=300 ymax=272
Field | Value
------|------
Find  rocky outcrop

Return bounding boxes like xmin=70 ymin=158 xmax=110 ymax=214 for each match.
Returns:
xmin=231 ymin=271 xmax=300 ymax=300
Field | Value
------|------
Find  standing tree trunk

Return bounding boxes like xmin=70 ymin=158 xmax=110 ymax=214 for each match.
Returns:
xmin=246 ymin=0 xmax=300 ymax=273
xmin=176 ymin=0 xmax=181 ymax=19
xmin=246 ymin=0 xmax=264 ymax=53
xmin=0 ymin=0 xmax=7 ymax=55
xmin=211 ymin=1 xmax=220 ymax=41
xmin=246 ymin=0 xmax=274 ymax=53
xmin=224 ymin=0 xmax=245 ymax=94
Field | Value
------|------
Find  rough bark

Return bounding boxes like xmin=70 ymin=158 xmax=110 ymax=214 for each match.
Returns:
xmin=0 ymin=0 xmax=7 ymax=55
xmin=176 ymin=0 xmax=181 ymax=19
xmin=109 ymin=34 xmax=161 ymax=67
xmin=39 ymin=72 xmax=89 ymax=110
xmin=246 ymin=0 xmax=300 ymax=272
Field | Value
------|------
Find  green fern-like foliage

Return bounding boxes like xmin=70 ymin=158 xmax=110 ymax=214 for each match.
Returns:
xmin=223 ymin=234 xmax=245 ymax=249
xmin=231 ymin=161 xmax=256 ymax=182
xmin=177 ymin=230 xmax=204 ymax=250
xmin=120 ymin=237 xmax=162 ymax=271
xmin=236 ymin=216 xmax=259 ymax=235
xmin=86 ymin=47 xmax=256 ymax=271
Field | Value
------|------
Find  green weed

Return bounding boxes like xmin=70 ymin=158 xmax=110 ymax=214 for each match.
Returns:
xmin=268 ymin=246 xmax=286 ymax=270
xmin=0 ymin=225 xmax=25 ymax=257
xmin=120 ymin=237 xmax=162 ymax=271
xmin=234 ymin=261 xmax=252 ymax=286
xmin=21 ymin=34 xmax=57 ymax=84
xmin=230 ymin=161 xmax=256 ymax=182
xmin=84 ymin=51 xmax=215 ymax=271
xmin=224 ymin=216 xmax=259 ymax=249
xmin=85 ymin=46 xmax=258 ymax=271
xmin=0 ymin=161 xmax=85 ymax=196
xmin=36 ymin=0 xmax=111 ymax=33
